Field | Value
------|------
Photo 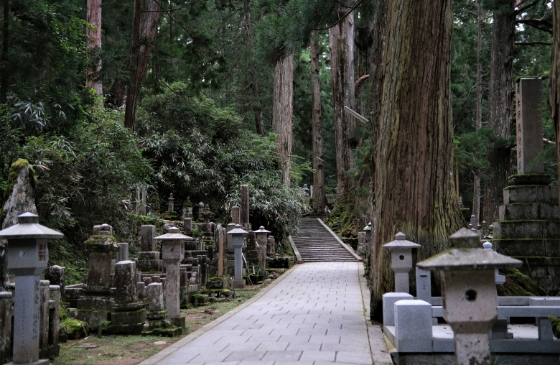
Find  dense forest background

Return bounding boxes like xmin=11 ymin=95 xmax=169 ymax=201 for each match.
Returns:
xmin=0 ymin=0 xmax=556 ymax=283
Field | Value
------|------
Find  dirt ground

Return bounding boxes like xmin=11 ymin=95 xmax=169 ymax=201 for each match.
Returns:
xmin=52 ymin=289 xmax=260 ymax=365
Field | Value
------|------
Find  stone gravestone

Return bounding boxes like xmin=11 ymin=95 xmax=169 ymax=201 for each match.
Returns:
xmin=516 ymin=78 xmax=544 ymax=174
xmin=117 ymin=242 xmax=129 ymax=262
xmin=108 ymin=260 xmax=145 ymax=335
xmin=240 ymin=185 xmax=250 ymax=230
xmin=231 ymin=206 xmax=240 ymax=225
xmin=137 ymin=225 xmax=162 ymax=272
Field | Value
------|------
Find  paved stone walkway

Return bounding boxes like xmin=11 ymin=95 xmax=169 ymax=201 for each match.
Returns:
xmin=140 ymin=262 xmax=392 ymax=365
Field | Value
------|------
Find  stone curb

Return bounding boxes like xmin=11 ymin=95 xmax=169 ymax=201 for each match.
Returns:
xmin=138 ymin=263 xmax=299 ymax=365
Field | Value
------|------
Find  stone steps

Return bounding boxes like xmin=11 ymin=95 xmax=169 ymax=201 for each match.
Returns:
xmin=292 ymin=218 xmax=360 ymax=262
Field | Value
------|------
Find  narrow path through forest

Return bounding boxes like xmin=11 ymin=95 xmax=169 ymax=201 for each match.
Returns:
xmin=139 ymin=262 xmax=391 ymax=365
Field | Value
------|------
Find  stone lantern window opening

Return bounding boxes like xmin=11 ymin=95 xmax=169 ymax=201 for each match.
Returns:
xmin=38 ymin=241 xmax=47 ymax=262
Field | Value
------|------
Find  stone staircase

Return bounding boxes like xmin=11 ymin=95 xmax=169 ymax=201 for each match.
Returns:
xmin=291 ymin=218 xmax=361 ymax=262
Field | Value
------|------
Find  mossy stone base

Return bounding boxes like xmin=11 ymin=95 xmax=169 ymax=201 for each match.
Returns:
xmin=110 ymin=308 xmax=146 ymax=325
xmin=507 ymin=173 xmax=552 ymax=186
xmin=106 ymin=323 xmax=144 ymax=335
xmin=142 ymin=327 xmax=182 ymax=337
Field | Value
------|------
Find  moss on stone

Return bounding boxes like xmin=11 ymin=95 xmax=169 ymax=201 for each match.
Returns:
xmin=3 ymin=158 xmax=36 ymax=200
xmin=61 ymin=318 xmax=88 ymax=339
xmin=497 ymin=267 xmax=547 ymax=296
xmin=549 ymin=316 xmax=560 ymax=339
xmin=84 ymin=235 xmax=117 ymax=246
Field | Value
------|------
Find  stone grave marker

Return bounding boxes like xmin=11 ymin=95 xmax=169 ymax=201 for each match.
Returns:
xmin=516 ymin=78 xmax=544 ymax=174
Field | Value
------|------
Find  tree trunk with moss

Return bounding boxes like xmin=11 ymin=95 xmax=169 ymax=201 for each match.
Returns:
xmin=370 ymin=0 xmax=462 ymax=320
xmin=310 ymin=31 xmax=325 ymax=212
xmin=483 ymin=0 xmax=515 ymax=223
xmin=86 ymin=0 xmax=102 ymax=98
xmin=329 ymin=8 xmax=355 ymax=198
xmin=272 ymin=52 xmax=294 ymax=187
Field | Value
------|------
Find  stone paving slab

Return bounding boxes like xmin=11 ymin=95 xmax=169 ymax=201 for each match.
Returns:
xmin=139 ymin=262 xmax=393 ymax=365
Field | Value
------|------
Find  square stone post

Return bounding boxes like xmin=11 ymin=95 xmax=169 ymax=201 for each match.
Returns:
xmin=231 ymin=206 xmax=240 ymax=225
xmin=516 ymin=78 xmax=544 ymax=174
xmin=0 ymin=212 xmax=63 ymax=365
xmin=240 ymin=185 xmax=250 ymax=230
xmin=228 ymin=225 xmax=248 ymax=289
xmin=0 ymin=291 xmax=13 ymax=363
xmin=218 ymin=227 xmax=225 ymax=276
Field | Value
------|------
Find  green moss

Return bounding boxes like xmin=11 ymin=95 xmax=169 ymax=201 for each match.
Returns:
xmin=497 ymin=267 xmax=547 ymax=296
xmin=3 ymin=158 xmax=36 ymax=200
xmin=549 ymin=316 xmax=560 ymax=338
xmin=84 ymin=235 xmax=117 ymax=245
xmin=61 ymin=318 xmax=88 ymax=338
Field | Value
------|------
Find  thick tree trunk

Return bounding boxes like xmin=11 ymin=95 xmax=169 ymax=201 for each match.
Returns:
xmin=473 ymin=0 xmax=485 ymax=224
xmin=329 ymin=9 xmax=355 ymax=198
xmin=310 ymin=31 xmax=325 ymax=212
xmin=0 ymin=0 xmax=9 ymax=104
xmin=86 ymin=0 xmax=103 ymax=98
xmin=484 ymin=0 xmax=515 ymax=223
xmin=370 ymin=0 xmax=462 ymax=320
xmin=124 ymin=0 xmax=161 ymax=130
xmin=272 ymin=52 xmax=294 ymax=187
xmin=551 ymin=0 xmax=560 ymax=205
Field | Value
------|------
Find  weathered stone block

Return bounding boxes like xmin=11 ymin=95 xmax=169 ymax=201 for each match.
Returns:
xmin=394 ymin=300 xmax=433 ymax=352
xmin=493 ymin=239 xmax=546 ymax=257
xmin=497 ymin=221 xmax=560 ymax=239
xmin=110 ymin=309 xmax=146 ymax=325
xmin=106 ymin=323 xmax=144 ymax=335
xmin=138 ymin=251 xmax=160 ymax=260
xmin=76 ymin=310 xmax=109 ymax=330
xmin=503 ymin=185 xmax=559 ymax=205
xmin=545 ymin=240 xmax=560 ymax=256
xmin=382 ymin=293 xmax=413 ymax=327
xmin=77 ymin=297 xmax=114 ymax=311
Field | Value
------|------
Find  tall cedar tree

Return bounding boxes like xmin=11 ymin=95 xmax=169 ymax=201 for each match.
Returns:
xmin=124 ymin=0 xmax=161 ymax=130
xmin=329 ymin=7 xmax=355 ymax=198
xmin=551 ymin=0 xmax=560 ymax=204
xmin=370 ymin=0 xmax=462 ymax=319
xmin=310 ymin=30 xmax=325 ymax=211
xmin=483 ymin=0 xmax=515 ymax=224
xmin=86 ymin=0 xmax=102 ymax=97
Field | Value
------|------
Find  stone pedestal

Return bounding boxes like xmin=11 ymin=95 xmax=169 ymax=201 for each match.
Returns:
xmin=137 ymin=225 xmax=162 ymax=272
xmin=493 ymin=180 xmax=560 ymax=294
xmin=108 ymin=261 xmax=145 ymax=335
xmin=0 ymin=291 xmax=13 ymax=364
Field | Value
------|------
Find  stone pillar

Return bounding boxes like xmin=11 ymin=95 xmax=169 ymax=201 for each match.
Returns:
xmin=415 ymin=267 xmax=431 ymax=303
xmin=140 ymin=225 xmax=156 ymax=251
xmin=228 ymin=225 xmax=248 ymax=289
xmin=231 ymin=206 xmax=240 ymax=225
xmin=357 ymin=232 xmax=366 ymax=256
xmin=48 ymin=285 xmax=61 ymax=357
xmin=84 ymin=224 xmax=118 ymax=294
xmin=137 ymin=225 xmax=162 ymax=272
xmin=0 ymin=291 xmax=12 ymax=364
xmin=240 ymin=185 xmax=250 ymax=229
xmin=218 ymin=227 xmax=225 ymax=276
xmin=39 ymin=280 xmax=50 ymax=356
xmin=140 ymin=187 xmax=147 ymax=215
xmin=117 ymin=242 xmax=129 ymax=262
xmin=267 ymin=236 xmax=276 ymax=255
xmin=109 ymin=260 xmax=145 ymax=335
xmin=516 ymin=78 xmax=544 ymax=174
xmin=183 ymin=218 xmax=192 ymax=235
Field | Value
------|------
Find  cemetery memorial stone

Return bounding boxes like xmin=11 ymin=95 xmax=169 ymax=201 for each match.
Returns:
xmin=240 ymin=185 xmax=250 ymax=230
xmin=155 ymin=227 xmax=189 ymax=328
xmin=183 ymin=218 xmax=192 ymax=236
xmin=137 ymin=225 xmax=163 ymax=272
xmin=44 ymin=265 xmax=65 ymax=298
xmin=417 ymin=228 xmax=522 ymax=365
xmin=228 ymin=225 xmax=248 ymax=289
xmin=382 ymin=232 xmax=420 ymax=293
xmin=267 ymin=235 xmax=276 ymax=255
xmin=0 ymin=212 xmax=63 ymax=365
xmin=218 ymin=227 xmax=225 ymax=276
xmin=77 ymin=224 xmax=118 ymax=330
xmin=198 ymin=202 xmax=205 ymax=221
xmin=0 ymin=291 xmax=13 ymax=363
xmin=255 ymin=226 xmax=271 ymax=274
xmin=231 ymin=206 xmax=240 ymax=225
xmin=491 ymin=77 xmax=560 ymax=294
xmin=143 ymin=282 xmax=180 ymax=336
xmin=363 ymin=222 xmax=372 ymax=258
xmin=46 ymin=285 xmax=61 ymax=358
xmin=108 ymin=260 xmax=146 ymax=335
xmin=357 ymin=232 xmax=366 ymax=256
xmin=116 ymin=242 xmax=129 ymax=262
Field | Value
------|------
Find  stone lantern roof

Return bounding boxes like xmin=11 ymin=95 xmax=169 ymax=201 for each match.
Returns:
xmin=383 ymin=232 xmax=421 ymax=250
xmin=227 ymin=224 xmax=248 ymax=235
xmin=155 ymin=226 xmax=191 ymax=240
xmin=417 ymin=248 xmax=522 ymax=271
xmin=0 ymin=212 xmax=63 ymax=239
xmin=362 ymin=222 xmax=372 ymax=232
xmin=254 ymin=226 xmax=271 ymax=234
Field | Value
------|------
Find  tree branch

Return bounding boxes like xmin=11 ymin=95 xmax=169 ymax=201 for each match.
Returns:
xmin=515 ymin=41 xmax=552 ymax=45
xmin=515 ymin=18 xmax=553 ymax=33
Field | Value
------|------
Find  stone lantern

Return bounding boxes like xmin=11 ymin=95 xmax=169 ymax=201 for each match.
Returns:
xmin=417 ymin=228 xmax=522 ymax=365
xmin=0 ymin=212 xmax=63 ymax=365
xmin=227 ymin=224 xmax=248 ymax=289
xmin=254 ymin=226 xmax=271 ymax=247
xmin=382 ymin=232 xmax=420 ymax=293
xmin=362 ymin=222 xmax=372 ymax=256
xmin=302 ymin=184 xmax=310 ymax=196
xmin=155 ymin=226 xmax=190 ymax=328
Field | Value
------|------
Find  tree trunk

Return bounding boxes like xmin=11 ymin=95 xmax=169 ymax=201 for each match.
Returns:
xmin=329 ymin=9 xmax=355 ymax=198
xmin=86 ymin=0 xmax=103 ymax=98
xmin=484 ymin=0 xmax=515 ymax=223
xmin=0 ymin=0 xmax=9 ymax=104
xmin=310 ymin=31 xmax=325 ymax=212
xmin=124 ymin=0 xmax=161 ymax=130
xmin=370 ymin=0 xmax=462 ymax=320
xmin=551 ymin=0 xmax=560 ymax=205
xmin=473 ymin=0 xmax=485 ymax=224
xmin=272 ymin=52 xmax=294 ymax=187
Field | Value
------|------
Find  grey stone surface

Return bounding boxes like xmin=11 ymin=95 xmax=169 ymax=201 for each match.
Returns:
xmin=394 ymin=299 xmax=433 ymax=352
xmin=139 ymin=262 xmax=387 ymax=365
xmin=516 ymin=78 xmax=544 ymax=174
xmin=117 ymin=242 xmax=129 ymax=262
xmin=382 ymin=292 xmax=413 ymax=326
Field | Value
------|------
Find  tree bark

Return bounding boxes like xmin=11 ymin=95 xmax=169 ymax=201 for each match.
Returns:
xmin=370 ymin=0 xmax=462 ymax=320
xmin=86 ymin=0 xmax=103 ymax=98
xmin=272 ymin=52 xmax=294 ymax=187
xmin=473 ymin=0 xmax=485 ymax=224
xmin=329 ymin=8 xmax=355 ymax=198
xmin=124 ymin=0 xmax=161 ymax=130
xmin=551 ymin=0 xmax=560 ymax=205
xmin=484 ymin=0 xmax=515 ymax=223
xmin=310 ymin=31 xmax=325 ymax=212
xmin=0 ymin=0 xmax=9 ymax=104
